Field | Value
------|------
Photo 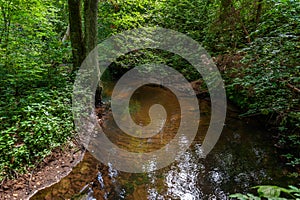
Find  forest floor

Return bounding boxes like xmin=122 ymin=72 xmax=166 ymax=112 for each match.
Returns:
xmin=0 ymin=142 xmax=85 ymax=200
xmin=0 ymin=106 xmax=110 ymax=200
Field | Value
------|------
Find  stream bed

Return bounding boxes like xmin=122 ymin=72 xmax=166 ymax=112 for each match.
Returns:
xmin=31 ymin=84 xmax=296 ymax=200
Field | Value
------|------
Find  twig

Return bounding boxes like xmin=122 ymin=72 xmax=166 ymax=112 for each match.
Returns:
xmin=286 ymin=82 xmax=300 ymax=94
xmin=62 ymin=25 xmax=70 ymax=43
xmin=279 ymin=78 xmax=300 ymax=94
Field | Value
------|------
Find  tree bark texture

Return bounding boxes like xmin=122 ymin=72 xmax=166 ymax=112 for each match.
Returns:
xmin=68 ymin=0 xmax=86 ymax=71
xmin=84 ymin=0 xmax=99 ymax=54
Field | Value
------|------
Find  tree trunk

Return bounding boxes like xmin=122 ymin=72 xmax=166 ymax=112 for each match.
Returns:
xmin=68 ymin=0 xmax=85 ymax=72
xmin=83 ymin=0 xmax=101 ymax=107
xmin=256 ymin=0 xmax=263 ymax=24
xmin=84 ymin=0 xmax=99 ymax=53
xmin=68 ymin=0 xmax=101 ymax=105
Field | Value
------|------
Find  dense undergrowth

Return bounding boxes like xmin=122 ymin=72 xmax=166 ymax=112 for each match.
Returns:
xmin=0 ymin=0 xmax=73 ymax=181
xmin=0 ymin=0 xmax=299 ymax=187
xmin=223 ymin=0 xmax=300 ymax=168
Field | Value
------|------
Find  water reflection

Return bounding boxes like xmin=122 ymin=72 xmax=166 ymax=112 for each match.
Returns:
xmin=31 ymin=85 xmax=296 ymax=200
xmin=165 ymin=151 xmax=202 ymax=199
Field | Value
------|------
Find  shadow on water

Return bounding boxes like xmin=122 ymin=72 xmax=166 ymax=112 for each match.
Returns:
xmin=31 ymin=84 xmax=297 ymax=200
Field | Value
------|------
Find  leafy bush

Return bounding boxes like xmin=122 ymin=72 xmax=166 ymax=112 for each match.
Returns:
xmin=0 ymin=85 xmax=74 ymax=180
xmin=230 ymin=185 xmax=300 ymax=200
xmin=224 ymin=0 xmax=300 ymax=167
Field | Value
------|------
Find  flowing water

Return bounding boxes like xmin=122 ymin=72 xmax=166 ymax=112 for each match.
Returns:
xmin=31 ymin=84 xmax=296 ymax=200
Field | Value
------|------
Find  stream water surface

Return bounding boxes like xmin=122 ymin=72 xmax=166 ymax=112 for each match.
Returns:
xmin=31 ymin=84 xmax=296 ymax=200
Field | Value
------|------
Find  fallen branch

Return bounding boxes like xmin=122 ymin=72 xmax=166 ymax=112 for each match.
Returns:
xmin=279 ymin=78 xmax=300 ymax=94
xmin=286 ymin=82 xmax=300 ymax=94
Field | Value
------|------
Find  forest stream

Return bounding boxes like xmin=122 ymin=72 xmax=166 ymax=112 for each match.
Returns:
xmin=30 ymin=84 xmax=297 ymax=200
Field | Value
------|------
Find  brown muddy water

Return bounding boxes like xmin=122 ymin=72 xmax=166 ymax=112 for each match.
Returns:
xmin=31 ymin=84 xmax=297 ymax=200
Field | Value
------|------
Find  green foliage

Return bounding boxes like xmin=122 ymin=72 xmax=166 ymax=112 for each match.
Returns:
xmin=151 ymin=0 xmax=213 ymax=42
xmin=224 ymin=0 xmax=300 ymax=166
xmin=98 ymin=0 xmax=214 ymax=43
xmin=104 ymin=49 xmax=200 ymax=82
xmin=98 ymin=0 xmax=158 ymax=40
xmin=98 ymin=0 xmax=206 ymax=81
xmin=98 ymin=0 xmax=300 ymax=168
xmin=0 ymin=86 xmax=74 ymax=179
xmin=230 ymin=185 xmax=300 ymax=200
xmin=0 ymin=0 xmax=72 ymax=180
xmin=226 ymin=0 xmax=300 ymax=114
xmin=0 ymin=0 xmax=299 ymax=184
